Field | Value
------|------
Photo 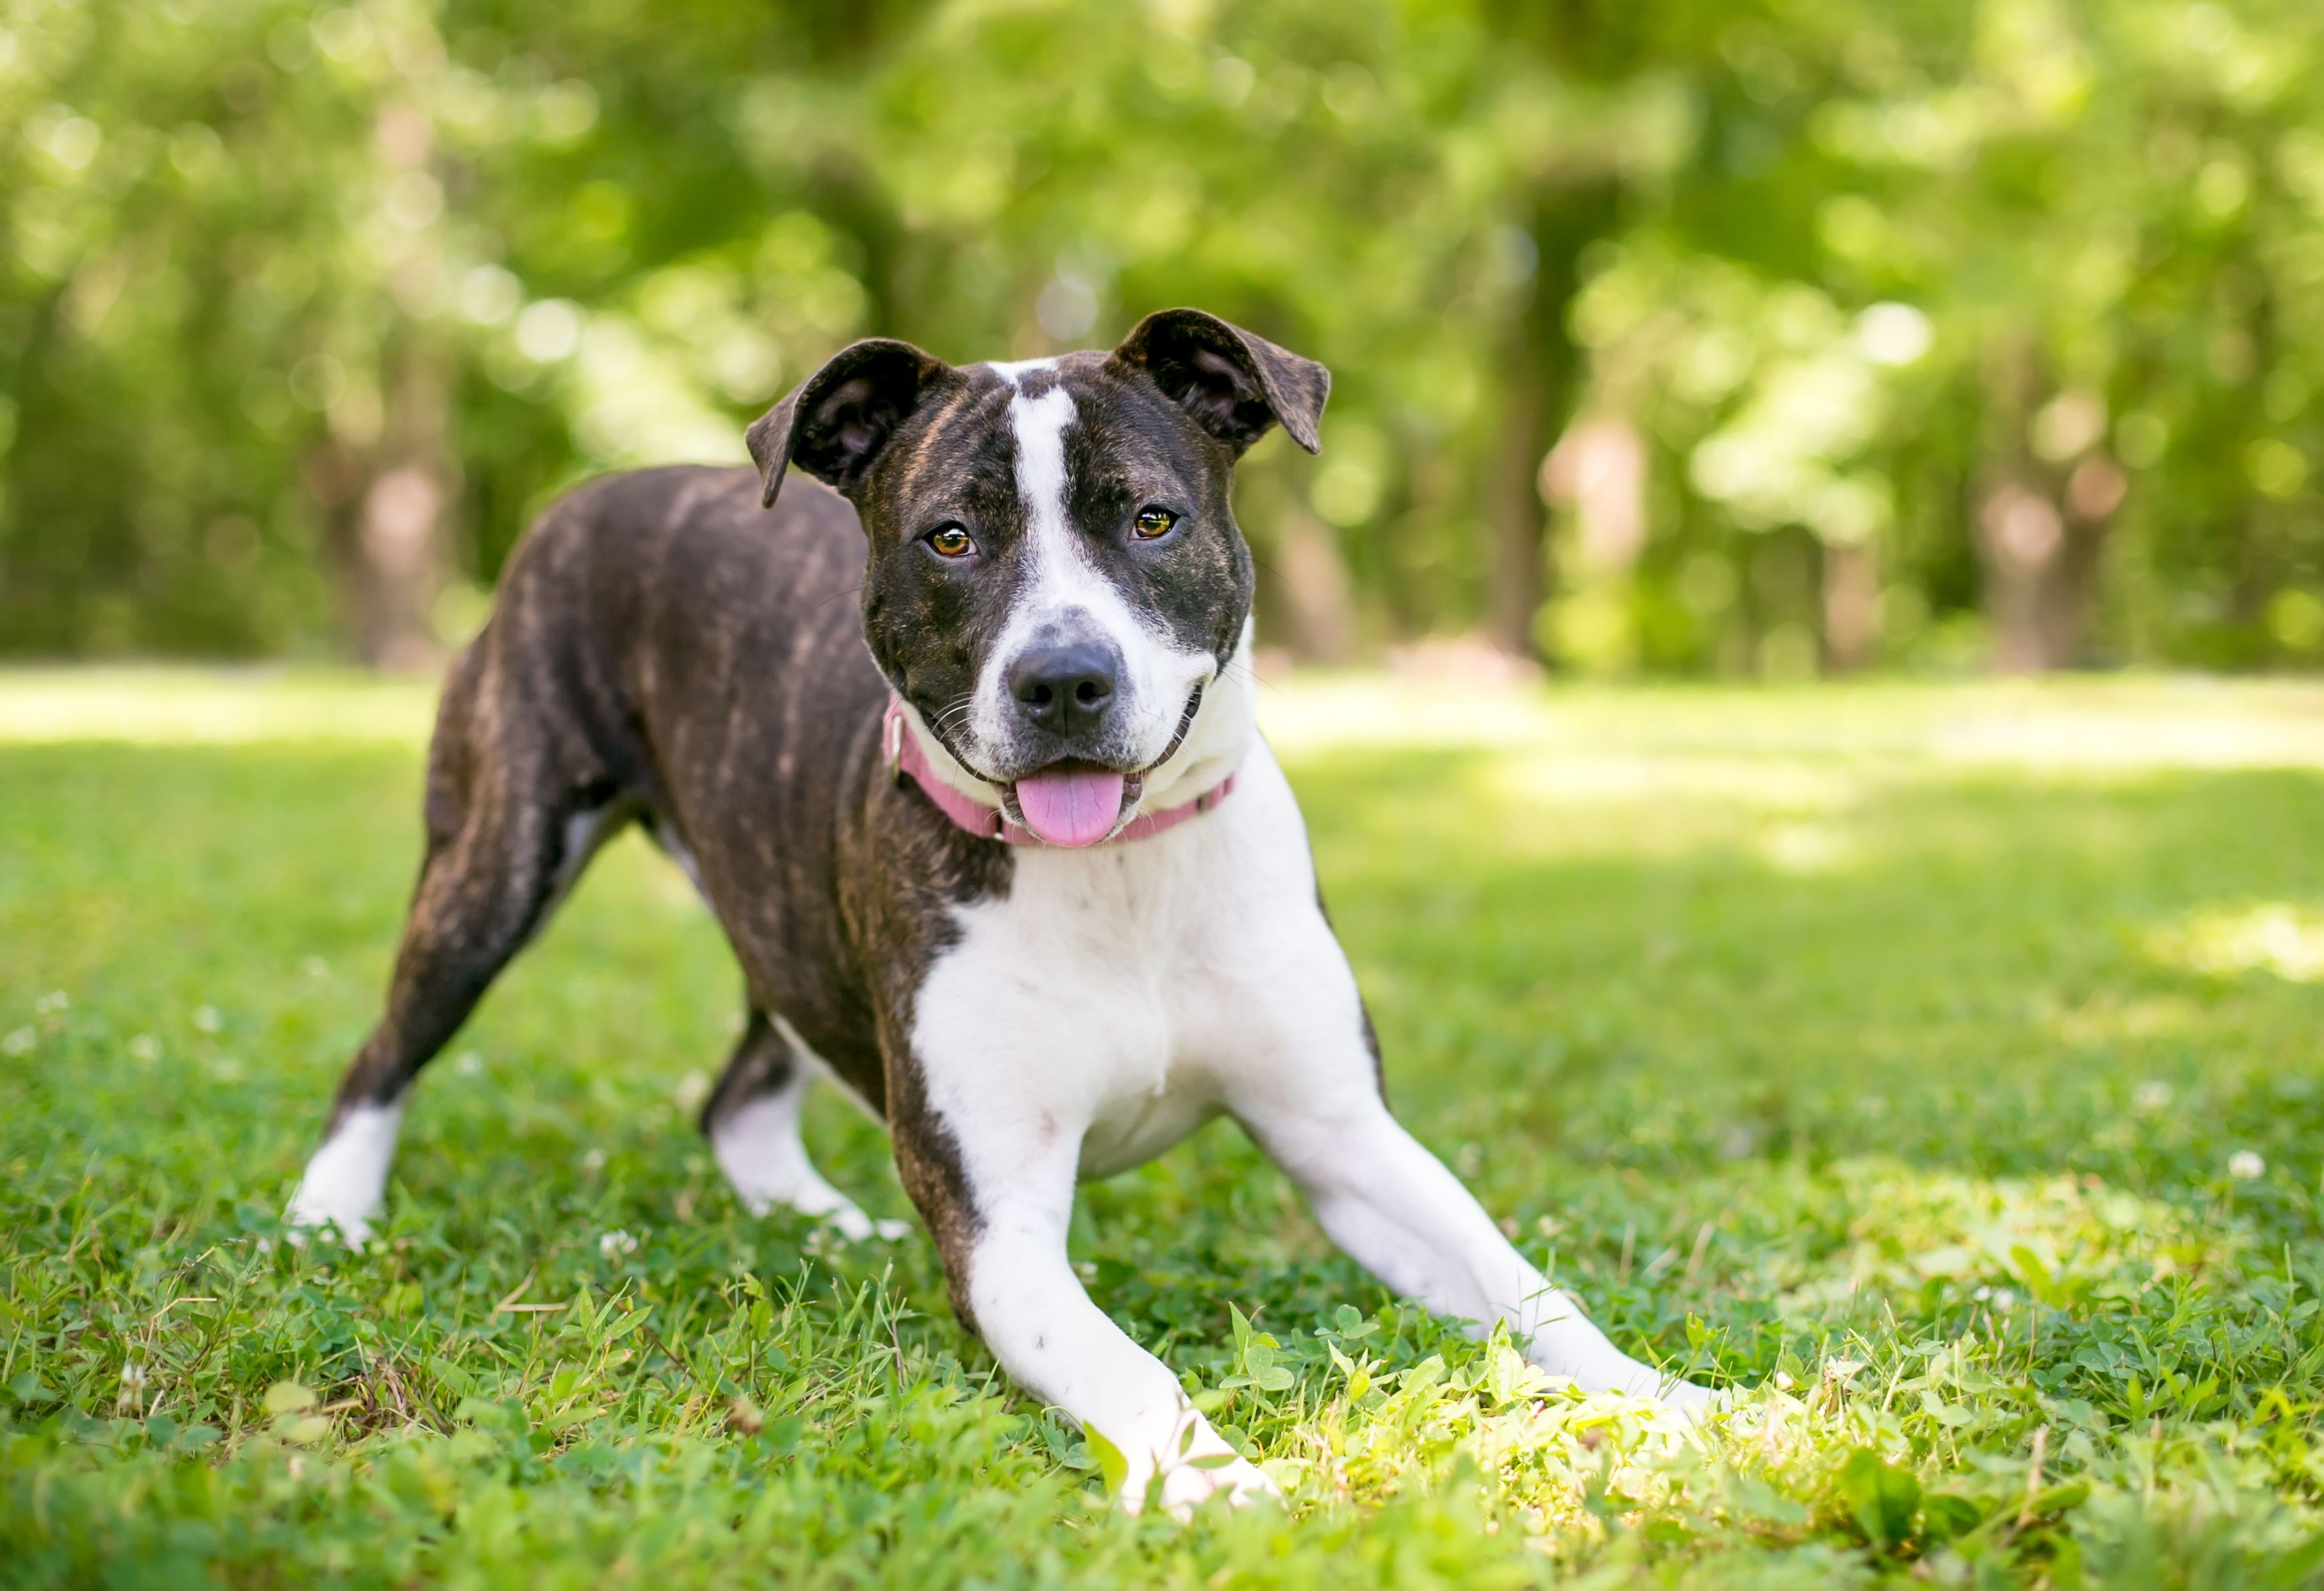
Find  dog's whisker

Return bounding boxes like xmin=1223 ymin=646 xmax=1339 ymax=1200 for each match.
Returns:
xmin=929 ymin=700 xmax=977 ymax=741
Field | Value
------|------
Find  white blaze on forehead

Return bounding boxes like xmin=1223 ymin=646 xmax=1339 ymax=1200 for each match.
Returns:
xmin=1009 ymin=385 xmax=1077 ymax=550
xmin=985 ymin=356 xmax=1082 ymax=605
xmin=985 ymin=356 xmax=1058 ymax=386
xmin=995 ymin=381 xmax=1129 ymax=679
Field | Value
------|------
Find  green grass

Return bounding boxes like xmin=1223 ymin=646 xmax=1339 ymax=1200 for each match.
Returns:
xmin=5 ymin=669 xmax=2324 ymax=1588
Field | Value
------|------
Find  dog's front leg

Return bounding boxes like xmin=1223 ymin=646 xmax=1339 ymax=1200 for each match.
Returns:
xmin=894 ymin=1131 xmax=1277 ymax=1513
xmin=1241 ymin=1091 xmax=1715 ymax=1412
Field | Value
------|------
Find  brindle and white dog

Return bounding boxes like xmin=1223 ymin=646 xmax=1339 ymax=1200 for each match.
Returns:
xmin=287 ymin=310 xmax=1713 ymax=1509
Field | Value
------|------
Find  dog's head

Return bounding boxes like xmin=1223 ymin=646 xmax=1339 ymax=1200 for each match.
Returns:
xmin=748 ymin=310 xmax=1327 ymax=843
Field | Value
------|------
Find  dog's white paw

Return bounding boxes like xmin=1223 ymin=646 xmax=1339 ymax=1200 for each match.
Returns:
xmin=1133 ymin=1452 xmax=1280 ymax=1518
xmin=842 ymin=1212 xmax=912 ymax=1242
xmin=283 ymin=1103 xmax=399 ymax=1251
xmin=731 ymin=1183 xmax=910 ymax=1243
xmin=1529 ymin=1351 xmax=1733 ymax=1426
xmin=821 ymin=1203 xmax=912 ymax=1243
xmin=1654 ymin=1376 xmax=1722 ymax=1420
xmin=280 ymin=1196 xmax=371 ymax=1250
xmin=282 ymin=1166 xmax=375 ymax=1247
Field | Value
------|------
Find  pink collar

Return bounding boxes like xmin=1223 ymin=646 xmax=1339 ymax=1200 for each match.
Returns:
xmin=882 ymin=696 xmax=1236 ymax=847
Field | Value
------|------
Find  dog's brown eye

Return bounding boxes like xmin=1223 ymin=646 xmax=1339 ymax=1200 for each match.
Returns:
xmin=1133 ymin=507 xmax=1177 ymax=540
xmin=927 ymin=524 xmax=975 ymax=558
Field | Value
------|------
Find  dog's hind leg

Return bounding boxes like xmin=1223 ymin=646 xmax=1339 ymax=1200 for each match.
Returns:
xmin=700 ymin=1009 xmax=904 ymax=1241
xmin=288 ymin=653 xmax=621 ymax=1245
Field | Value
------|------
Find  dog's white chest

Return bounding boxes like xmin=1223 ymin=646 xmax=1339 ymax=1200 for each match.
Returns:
xmin=909 ymin=745 xmax=1342 ymax=1184
xmin=1078 ymin=1054 xmax=1218 ymax=1179
xmin=914 ymin=837 xmax=1226 ymax=1180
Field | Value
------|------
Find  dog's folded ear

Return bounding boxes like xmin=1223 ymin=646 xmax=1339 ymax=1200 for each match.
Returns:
xmin=747 ymin=340 xmax=954 ymax=508
xmin=1108 ymin=309 xmax=1329 ymax=457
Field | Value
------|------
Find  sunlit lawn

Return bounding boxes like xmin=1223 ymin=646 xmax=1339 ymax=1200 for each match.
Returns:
xmin=5 ymin=669 xmax=2324 ymax=1588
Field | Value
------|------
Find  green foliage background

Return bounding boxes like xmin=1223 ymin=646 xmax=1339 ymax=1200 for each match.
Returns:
xmin=3 ymin=0 xmax=2323 ymax=669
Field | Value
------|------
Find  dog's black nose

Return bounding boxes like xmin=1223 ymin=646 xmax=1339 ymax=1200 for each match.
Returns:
xmin=1007 ymin=643 xmax=1119 ymax=733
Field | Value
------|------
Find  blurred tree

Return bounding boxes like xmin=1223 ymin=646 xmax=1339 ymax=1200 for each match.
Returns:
xmin=0 ymin=0 xmax=926 ymax=661
xmin=1575 ymin=0 xmax=2324 ymax=672
xmin=0 ymin=0 xmax=2317 ymax=673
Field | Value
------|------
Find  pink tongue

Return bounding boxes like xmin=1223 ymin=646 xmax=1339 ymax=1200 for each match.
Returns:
xmin=1013 ymin=768 xmax=1127 ymax=847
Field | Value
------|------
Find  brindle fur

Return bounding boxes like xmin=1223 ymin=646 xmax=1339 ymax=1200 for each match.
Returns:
xmin=314 ymin=312 xmax=1327 ymax=1328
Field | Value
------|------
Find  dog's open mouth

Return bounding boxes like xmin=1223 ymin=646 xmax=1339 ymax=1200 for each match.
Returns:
xmin=997 ymin=682 xmax=1206 ymax=847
